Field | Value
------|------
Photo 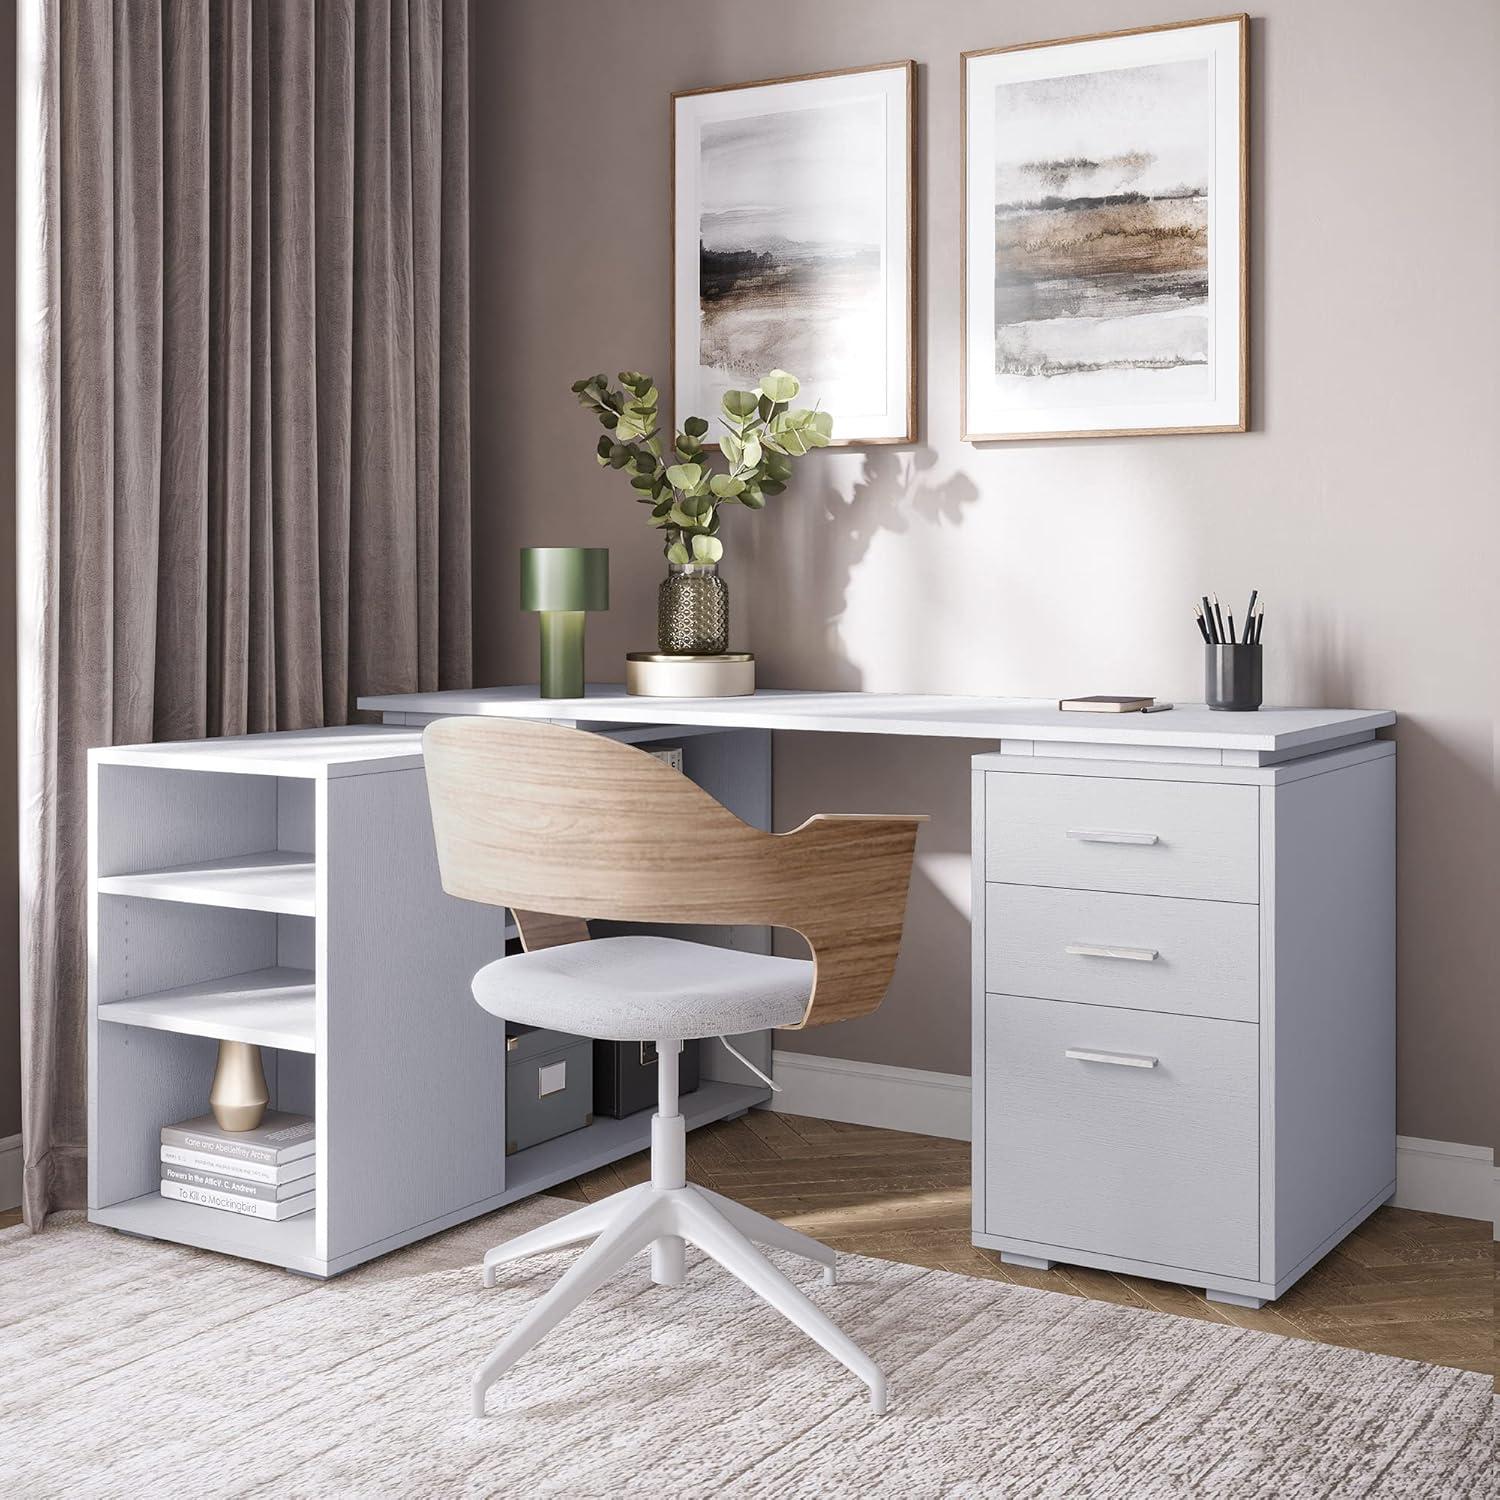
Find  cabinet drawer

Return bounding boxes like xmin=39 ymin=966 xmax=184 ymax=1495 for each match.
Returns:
xmin=986 ymin=884 xmax=1259 ymax=1022
xmin=985 ymin=772 xmax=1259 ymax=902
xmin=984 ymin=993 xmax=1259 ymax=1279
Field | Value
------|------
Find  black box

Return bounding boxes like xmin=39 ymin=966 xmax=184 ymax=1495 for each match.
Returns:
xmin=593 ymin=1039 xmax=700 ymax=1119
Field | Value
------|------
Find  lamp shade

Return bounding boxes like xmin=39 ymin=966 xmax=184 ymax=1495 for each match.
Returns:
xmin=519 ymin=547 xmax=609 ymax=613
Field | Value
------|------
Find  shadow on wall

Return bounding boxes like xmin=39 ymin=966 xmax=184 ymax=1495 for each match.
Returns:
xmin=768 ymin=727 xmax=980 ymax=1074
xmin=743 ymin=449 xmax=981 ymax=688
xmin=737 ymin=448 xmax=981 ymax=1072
xmin=1379 ymin=714 xmax=1500 ymax=1150
xmin=1282 ymin=605 xmax=1360 ymax=708
xmin=1277 ymin=609 xmax=1500 ymax=1146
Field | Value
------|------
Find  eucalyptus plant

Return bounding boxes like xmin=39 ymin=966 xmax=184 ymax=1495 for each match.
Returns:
xmin=571 ymin=368 xmax=832 ymax=565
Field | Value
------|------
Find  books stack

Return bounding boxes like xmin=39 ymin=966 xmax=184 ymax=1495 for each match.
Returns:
xmin=159 ymin=1110 xmax=316 ymax=1221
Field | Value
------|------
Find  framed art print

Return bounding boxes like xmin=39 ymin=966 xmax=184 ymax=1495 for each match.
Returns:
xmin=673 ymin=62 xmax=915 ymax=445
xmin=962 ymin=16 xmax=1247 ymax=441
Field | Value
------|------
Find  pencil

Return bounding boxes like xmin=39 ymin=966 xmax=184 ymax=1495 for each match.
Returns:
xmin=1210 ymin=593 xmax=1227 ymax=644
xmin=1242 ymin=589 xmax=1258 ymax=642
xmin=1194 ymin=605 xmax=1211 ymax=643
xmin=1226 ymin=610 xmax=1236 ymax=645
xmin=1201 ymin=595 xmax=1218 ymax=643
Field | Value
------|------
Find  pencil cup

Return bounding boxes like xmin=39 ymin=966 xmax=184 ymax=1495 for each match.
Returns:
xmin=1205 ymin=644 xmax=1262 ymax=711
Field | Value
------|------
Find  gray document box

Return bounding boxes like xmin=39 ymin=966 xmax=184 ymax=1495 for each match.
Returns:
xmin=505 ymin=1025 xmax=594 ymax=1156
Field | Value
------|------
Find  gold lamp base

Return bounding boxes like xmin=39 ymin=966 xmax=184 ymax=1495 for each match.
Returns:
xmin=209 ymin=1039 xmax=270 ymax=1132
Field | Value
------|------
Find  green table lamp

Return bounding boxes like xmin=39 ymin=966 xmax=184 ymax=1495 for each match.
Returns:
xmin=520 ymin=547 xmax=609 ymax=698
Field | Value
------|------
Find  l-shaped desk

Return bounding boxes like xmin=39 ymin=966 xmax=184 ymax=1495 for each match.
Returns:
xmin=367 ymin=687 xmax=1396 ymax=1307
xmin=87 ymin=686 xmax=1394 ymax=1298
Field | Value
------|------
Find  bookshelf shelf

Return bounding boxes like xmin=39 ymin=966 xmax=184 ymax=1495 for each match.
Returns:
xmin=92 ymin=1192 xmax=320 ymax=1274
xmin=99 ymin=967 xmax=316 ymax=1052
xmin=97 ymin=851 xmax=317 ymax=916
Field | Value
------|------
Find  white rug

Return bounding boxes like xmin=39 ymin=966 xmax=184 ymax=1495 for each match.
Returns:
xmin=0 ymin=1202 xmax=1492 ymax=1498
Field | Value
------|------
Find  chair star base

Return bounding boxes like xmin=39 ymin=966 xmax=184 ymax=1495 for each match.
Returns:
xmin=473 ymin=1051 xmax=886 ymax=1417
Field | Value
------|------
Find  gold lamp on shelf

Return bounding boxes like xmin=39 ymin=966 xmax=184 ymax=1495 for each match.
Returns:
xmin=520 ymin=547 xmax=609 ymax=698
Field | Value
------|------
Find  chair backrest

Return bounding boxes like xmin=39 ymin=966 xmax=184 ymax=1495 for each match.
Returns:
xmin=422 ymin=716 xmax=925 ymax=1029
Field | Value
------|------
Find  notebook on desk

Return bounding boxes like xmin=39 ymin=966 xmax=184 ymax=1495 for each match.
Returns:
xmin=1057 ymin=695 xmax=1154 ymax=713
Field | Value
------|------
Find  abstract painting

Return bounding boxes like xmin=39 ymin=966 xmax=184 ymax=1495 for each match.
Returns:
xmin=963 ymin=17 xmax=1246 ymax=440
xmin=674 ymin=64 xmax=914 ymax=444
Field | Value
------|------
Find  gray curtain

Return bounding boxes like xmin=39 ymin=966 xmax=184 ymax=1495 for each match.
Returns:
xmin=16 ymin=0 xmax=471 ymax=1227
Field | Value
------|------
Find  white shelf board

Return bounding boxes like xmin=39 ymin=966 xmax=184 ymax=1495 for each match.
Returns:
xmin=90 ymin=1192 xmax=319 ymax=1274
xmin=99 ymin=967 xmax=316 ymax=1052
xmin=504 ymin=1080 xmax=769 ymax=1198
xmin=97 ymin=852 xmax=317 ymax=916
xmin=92 ymin=725 xmax=426 ymax=778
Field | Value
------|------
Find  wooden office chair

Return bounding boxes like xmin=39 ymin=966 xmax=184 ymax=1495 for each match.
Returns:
xmin=422 ymin=716 xmax=925 ymax=1416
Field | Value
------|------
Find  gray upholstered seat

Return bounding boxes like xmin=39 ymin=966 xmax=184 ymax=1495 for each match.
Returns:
xmin=470 ymin=935 xmax=813 ymax=1041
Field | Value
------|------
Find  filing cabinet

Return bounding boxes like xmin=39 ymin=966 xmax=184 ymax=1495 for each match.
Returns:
xmin=972 ymin=741 xmax=1396 ymax=1307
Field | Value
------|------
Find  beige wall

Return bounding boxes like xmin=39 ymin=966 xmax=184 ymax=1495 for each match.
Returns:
xmin=2 ymin=10 xmax=20 ymax=1140
xmin=471 ymin=1 xmax=1499 ymax=1149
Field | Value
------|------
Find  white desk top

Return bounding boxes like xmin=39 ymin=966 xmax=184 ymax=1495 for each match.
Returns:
xmin=358 ymin=685 xmax=1394 ymax=756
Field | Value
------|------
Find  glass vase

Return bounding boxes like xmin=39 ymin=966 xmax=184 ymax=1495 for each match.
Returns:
xmin=657 ymin=563 xmax=729 ymax=655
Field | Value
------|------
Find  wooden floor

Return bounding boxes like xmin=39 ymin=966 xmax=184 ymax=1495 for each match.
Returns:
xmin=9 ymin=1113 xmax=1490 ymax=1376
xmin=555 ymin=1110 xmax=1496 ymax=1378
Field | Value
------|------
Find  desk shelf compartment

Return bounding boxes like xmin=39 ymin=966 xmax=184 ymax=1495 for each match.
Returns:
xmin=94 ymin=893 xmax=317 ymax=1048
xmin=92 ymin=763 xmax=317 ymax=908
xmin=88 ymin=728 xmax=776 ymax=1277
xmin=89 ymin=1026 xmax=320 ymax=1271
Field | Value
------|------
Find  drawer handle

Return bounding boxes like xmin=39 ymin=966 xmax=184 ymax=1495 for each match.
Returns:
xmin=1065 ymin=1048 xmax=1158 ymax=1069
xmin=1065 ymin=943 xmax=1159 ymax=963
xmin=1066 ymin=828 xmax=1159 ymax=846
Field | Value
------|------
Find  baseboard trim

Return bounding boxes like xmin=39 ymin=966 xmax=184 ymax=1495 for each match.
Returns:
xmin=0 ymin=1133 xmax=21 ymax=1212
xmin=764 ymin=1055 xmax=1495 ymax=1227
xmin=1392 ymin=1136 xmax=1495 ymax=1222
xmin=766 ymin=1051 xmax=971 ymax=1141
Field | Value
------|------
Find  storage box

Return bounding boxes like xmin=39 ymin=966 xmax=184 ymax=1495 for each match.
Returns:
xmin=593 ymin=1039 xmax=700 ymax=1120
xmin=505 ymin=1025 xmax=593 ymax=1155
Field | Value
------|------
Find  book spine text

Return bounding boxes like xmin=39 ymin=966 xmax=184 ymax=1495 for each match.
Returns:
xmin=159 ymin=1146 xmax=314 ymax=1187
xmin=159 ymin=1182 xmax=314 ymax=1219
xmin=159 ymin=1165 xmax=284 ymax=1203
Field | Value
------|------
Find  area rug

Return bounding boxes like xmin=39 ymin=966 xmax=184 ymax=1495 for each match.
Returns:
xmin=0 ymin=1202 xmax=1492 ymax=1498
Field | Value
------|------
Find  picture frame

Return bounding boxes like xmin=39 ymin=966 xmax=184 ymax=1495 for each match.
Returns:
xmin=962 ymin=16 xmax=1248 ymax=441
xmin=672 ymin=62 xmax=916 ymax=446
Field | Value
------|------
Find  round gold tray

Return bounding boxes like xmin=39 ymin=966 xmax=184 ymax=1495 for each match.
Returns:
xmin=624 ymin=652 xmax=756 ymax=698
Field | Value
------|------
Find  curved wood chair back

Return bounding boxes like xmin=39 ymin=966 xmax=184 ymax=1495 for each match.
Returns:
xmin=422 ymin=716 xmax=925 ymax=1029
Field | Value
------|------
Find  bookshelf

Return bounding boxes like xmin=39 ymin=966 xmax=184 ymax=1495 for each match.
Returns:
xmin=88 ymin=726 xmax=772 ymax=1277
